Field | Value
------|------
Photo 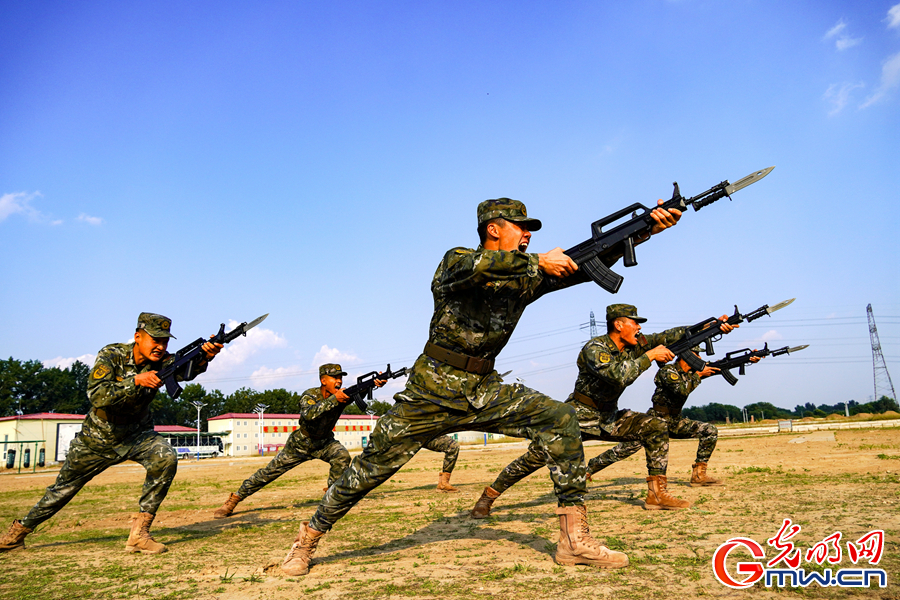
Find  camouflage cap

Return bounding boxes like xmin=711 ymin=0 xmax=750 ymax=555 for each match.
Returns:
xmin=136 ymin=312 xmax=176 ymax=339
xmin=606 ymin=304 xmax=647 ymax=323
xmin=477 ymin=198 xmax=542 ymax=231
xmin=319 ymin=363 xmax=347 ymax=378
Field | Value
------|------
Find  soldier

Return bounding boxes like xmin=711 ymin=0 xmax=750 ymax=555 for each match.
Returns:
xmin=213 ymin=364 xmax=385 ymax=518
xmin=590 ymin=349 xmax=760 ymax=487
xmin=0 ymin=313 xmax=222 ymax=554
xmin=472 ymin=305 xmax=736 ymax=516
xmin=279 ymin=197 xmax=682 ymax=576
xmin=426 ymin=435 xmax=461 ymax=492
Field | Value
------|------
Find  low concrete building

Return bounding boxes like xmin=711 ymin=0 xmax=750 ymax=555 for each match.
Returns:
xmin=207 ymin=413 xmax=380 ymax=456
xmin=0 ymin=413 xmax=85 ymax=467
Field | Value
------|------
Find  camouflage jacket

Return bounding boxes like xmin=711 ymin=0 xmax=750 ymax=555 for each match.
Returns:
xmin=297 ymin=386 xmax=346 ymax=444
xmin=81 ymin=341 xmax=208 ymax=456
xmin=569 ymin=328 xmax=685 ymax=423
xmin=399 ymin=245 xmax=590 ymax=410
xmin=650 ymin=363 xmax=702 ymax=417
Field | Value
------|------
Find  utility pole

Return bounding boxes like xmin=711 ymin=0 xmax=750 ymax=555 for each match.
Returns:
xmin=190 ymin=400 xmax=206 ymax=461
xmin=867 ymin=304 xmax=896 ymax=403
xmin=580 ymin=311 xmax=599 ymax=341
xmin=253 ymin=403 xmax=269 ymax=456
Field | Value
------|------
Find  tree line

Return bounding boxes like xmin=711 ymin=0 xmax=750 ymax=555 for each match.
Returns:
xmin=0 ymin=357 xmax=394 ymax=431
xmin=683 ymin=397 xmax=899 ymax=424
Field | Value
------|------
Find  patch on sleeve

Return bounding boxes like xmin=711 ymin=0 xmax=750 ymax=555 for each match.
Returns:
xmin=669 ymin=372 xmax=680 ymax=381
xmin=599 ymin=352 xmax=611 ymax=364
xmin=307 ymin=399 xmax=316 ymax=405
xmin=92 ymin=364 xmax=111 ymax=379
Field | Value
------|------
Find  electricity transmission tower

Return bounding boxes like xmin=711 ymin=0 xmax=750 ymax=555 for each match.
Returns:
xmin=867 ymin=304 xmax=896 ymax=402
xmin=580 ymin=311 xmax=599 ymax=341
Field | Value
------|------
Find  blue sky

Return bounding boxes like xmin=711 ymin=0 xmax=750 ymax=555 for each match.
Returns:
xmin=1 ymin=1 xmax=898 ymax=414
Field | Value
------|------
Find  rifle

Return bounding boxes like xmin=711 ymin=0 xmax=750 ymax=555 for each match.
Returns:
xmin=707 ymin=344 xmax=809 ymax=385
xmin=340 ymin=364 xmax=409 ymax=413
xmin=563 ymin=167 xmax=774 ymax=292
xmin=667 ymin=299 xmax=794 ymax=371
xmin=157 ymin=314 xmax=269 ymax=399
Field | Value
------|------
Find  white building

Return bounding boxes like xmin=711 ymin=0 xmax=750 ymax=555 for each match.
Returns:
xmin=207 ymin=413 xmax=380 ymax=456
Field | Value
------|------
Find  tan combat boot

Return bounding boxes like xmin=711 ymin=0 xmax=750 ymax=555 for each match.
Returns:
xmin=436 ymin=471 xmax=459 ymax=493
xmin=643 ymin=475 xmax=691 ymax=510
xmin=282 ymin=521 xmax=325 ymax=576
xmin=690 ymin=462 xmax=723 ymax=487
xmin=213 ymin=493 xmax=243 ymax=519
xmin=554 ymin=505 xmax=629 ymax=568
xmin=470 ymin=486 xmax=501 ymax=519
xmin=0 ymin=520 xmax=32 ymax=552
xmin=125 ymin=512 xmax=167 ymax=554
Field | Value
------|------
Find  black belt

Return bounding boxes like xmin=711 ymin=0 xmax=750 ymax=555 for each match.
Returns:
xmin=424 ymin=342 xmax=495 ymax=375
xmin=94 ymin=407 xmax=146 ymax=426
xmin=572 ymin=391 xmax=617 ymax=413
xmin=651 ymin=404 xmax=678 ymax=417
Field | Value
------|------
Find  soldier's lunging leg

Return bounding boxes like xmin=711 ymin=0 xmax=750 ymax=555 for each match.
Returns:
xmin=317 ymin=439 xmax=351 ymax=490
xmin=125 ymin=433 xmax=178 ymax=554
xmin=284 ymin=385 xmax=628 ymax=575
xmin=668 ymin=417 xmax=722 ymax=486
xmin=424 ymin=435 xmax=460 ymax=492
xmin=472 ymin=443 xmax=546 ymax=518
xmin=214 ymin=433 xmax=312 ymax=519
xmin=585 ymin=441 xmax=641 ymax=480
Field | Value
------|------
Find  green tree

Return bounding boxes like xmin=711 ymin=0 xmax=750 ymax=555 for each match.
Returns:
xmin=369 ymin=399 xmax=393 ymax=416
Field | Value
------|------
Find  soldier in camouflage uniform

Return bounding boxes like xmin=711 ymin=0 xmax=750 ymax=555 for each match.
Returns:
xmin=474 ymin=305 xmax=736 ymax=514
xmin=0 ymin=313 xmax=222 ymax=554
xmin=280 ymin=197 xmax=682 ymax=576
xmin=591 ymin=349 xmax=760 ymax=487
xmin=425 ymin=434 xmax=461 ymax=492
xmin=213 ymin=363 xmax=385 ymax=519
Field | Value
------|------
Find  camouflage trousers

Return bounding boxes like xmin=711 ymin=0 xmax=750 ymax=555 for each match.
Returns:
xmin=423 ymin=435 xmax=460 ymax=473
xmin=237 ymin=431 xmax=350 ymax=498
xmin=308 ymin=382 xmax=586 ymax=533
xmin=21 ymin=430 xmax=177 ymax=529
xmin=590 ymin=409 xmax=719 ymax=472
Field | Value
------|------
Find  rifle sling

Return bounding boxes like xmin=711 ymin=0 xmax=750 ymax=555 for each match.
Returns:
xmin=572 ymin=391 xmax=617 ymax=413
xmin=424 ymin=342 xmax=495 ymax=375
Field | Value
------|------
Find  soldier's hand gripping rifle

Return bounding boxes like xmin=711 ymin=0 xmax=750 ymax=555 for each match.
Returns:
xmin=157 ymin=314 xmax=269 ymax=399
xmin=341 ymin=364 xmax=409 ymax=413
xmin=707 ymin=343 xmax=809 ymax=385
xmin=666 ymin=299 xmax=795 ymax=372
xmin=562 ymin=167 xmax=774 ymax=293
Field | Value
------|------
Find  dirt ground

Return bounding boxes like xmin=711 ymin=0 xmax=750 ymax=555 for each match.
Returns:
xmin=1 ymin=428 xmax=898 ymax=600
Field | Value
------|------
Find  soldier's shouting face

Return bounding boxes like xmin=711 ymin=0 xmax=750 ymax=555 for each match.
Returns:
xmin=133 ymin=330 xmax=169 ymax=365
xmin=617 ymin=317 xmax=642 ymax=347
xmin=487 ymin=219 xmax=532 ymax=253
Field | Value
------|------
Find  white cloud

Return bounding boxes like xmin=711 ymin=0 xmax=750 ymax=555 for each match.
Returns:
xmin=77 ymin=213 xmax=103 ymax=226
xmin=824 ymin=81 xmax=865 ymax=115
xmin=887 ymin=4 xmax=900 ymax=29
xmin=824 ymin=19 xmax=862 ymax=50
xmin=759 ymin=330 xmax=784 ymax=342
xmin=860 ymin=51 xmax=900 ymax=108
xmin=203 ymin=320 xmax=288 ymax=377
xmin=824 ymin=19 xmax=847 ymax=39
xmin=43 ymin=354 xmax=96 ymax=370
xmin=312 ymin=345 xmax=358 ymax=367
xmin=249 ymin=365 xmax=312 ymax=390
xmin=0 ymin=191 xmax=44 ymax=223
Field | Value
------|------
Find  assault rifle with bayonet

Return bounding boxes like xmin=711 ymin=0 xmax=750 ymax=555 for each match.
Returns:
xmin=340 ymin=364 xmax=409 ymax=413
xmin=562 ymin=166 xmax=774 ymax=293
xmin=707 ymin=343 xmax=809 ymax=386
xmin=157 ymin=314 xmax=269 ymax=399
xmin=666 ymin=299 xmax=795 ymax=372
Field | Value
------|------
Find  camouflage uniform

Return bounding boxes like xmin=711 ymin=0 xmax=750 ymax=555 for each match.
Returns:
xmin=21 ymin=314 xmax=205 ymax=529
xmin=423 ymin=434 xmax=460 ymax=473
xmin=590 ymin=363 xmax=718 ymax=471
xmin=235 ymin=383 xmax=351 ymax=498
xmin=307 ymin=198 xmax=595 ymax=533
xmin=490 ymin=309 xmax=685 ymax=493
